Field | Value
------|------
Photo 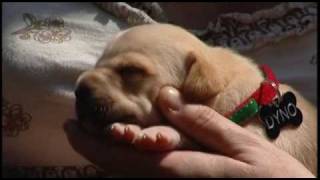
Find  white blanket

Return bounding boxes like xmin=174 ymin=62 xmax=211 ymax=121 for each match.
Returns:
xmin=2 ymin=2 xmax=128 ymax=172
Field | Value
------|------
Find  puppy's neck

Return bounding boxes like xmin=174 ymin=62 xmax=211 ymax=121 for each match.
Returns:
xmin=205 ymin=48 xmax=264 ymax=115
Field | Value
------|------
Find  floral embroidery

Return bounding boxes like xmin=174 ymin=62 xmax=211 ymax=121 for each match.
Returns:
xmin=11 ymin=13 xmax=72 ymax=44
xmin=2 ymin=98 xmax=32 ymax=137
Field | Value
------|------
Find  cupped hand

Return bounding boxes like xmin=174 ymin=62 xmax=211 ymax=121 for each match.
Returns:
xmin=64 ymin=86 xmax=314 ymax=177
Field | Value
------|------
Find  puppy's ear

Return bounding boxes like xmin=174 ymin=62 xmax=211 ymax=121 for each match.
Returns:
xmin=182 ymin=51 xmax=223 ymax=103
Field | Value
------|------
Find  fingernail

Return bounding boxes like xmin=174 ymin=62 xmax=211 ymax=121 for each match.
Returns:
xmin=110 ymin=124 xmax=116 ymax=131
xmin=156 ymin=133 xmax=162 ymax=140
xmin=161 ymin=87 xmax=183 ymax=111
xmin=105 ymin=124 xmax=115 ymax=134
xmin=124 ymin=126 xmax=130 ymax=134
xmin=156 ymin=133 xmax=166 ymax=143
xmin=141 ymin=133 xmax=147 ymax=140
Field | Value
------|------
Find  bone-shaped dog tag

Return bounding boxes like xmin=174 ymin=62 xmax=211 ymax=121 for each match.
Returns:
xmin=259 ymin=91 xmax=303 ymax=139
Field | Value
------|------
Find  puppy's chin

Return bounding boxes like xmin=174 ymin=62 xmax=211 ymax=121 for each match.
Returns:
xmin=76 ymin=118 xmax=106 ymax=137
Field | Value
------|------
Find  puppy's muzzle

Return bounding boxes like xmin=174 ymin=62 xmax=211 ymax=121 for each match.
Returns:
xmin=75 ymin=83 xmax=113 ymax=125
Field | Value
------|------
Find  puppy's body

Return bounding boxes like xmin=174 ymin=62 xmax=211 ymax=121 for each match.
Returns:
xmin=76 ymin=24 xmax=317 ymax=175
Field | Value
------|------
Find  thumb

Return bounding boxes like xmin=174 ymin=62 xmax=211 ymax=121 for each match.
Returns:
xmin=157 ymin=86 xmax=262 ymax=156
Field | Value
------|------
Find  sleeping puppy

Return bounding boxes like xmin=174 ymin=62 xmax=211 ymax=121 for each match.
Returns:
xmin=74 ymin=24 xmax=317 ymax=175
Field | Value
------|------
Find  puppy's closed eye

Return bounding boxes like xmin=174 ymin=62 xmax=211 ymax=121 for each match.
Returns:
xmin=117 ymin=66 xmax=146 ymax=79
xmin=117 ymin=65 xmax=146 ymax=81
xmin=116 ymin=65 xmax=152 ymax=94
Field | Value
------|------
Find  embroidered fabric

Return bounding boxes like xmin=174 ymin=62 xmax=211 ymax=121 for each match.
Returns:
xmin=190 ymin=2 xmax=317 ymax=52
xmin=95 ymin=2 xmax=157 ymax=26
xmin=2 ymin=98 xmax=32 ymax=137
xmin=126 ymin=2 xmax=168 ymax=22
xmin=99 ymin=2 xmax=317 ymax=52
xmin=11 ymin=13 xmax=72 ymax=44
xmin=2 ymin=3 xmax=126 ymax=178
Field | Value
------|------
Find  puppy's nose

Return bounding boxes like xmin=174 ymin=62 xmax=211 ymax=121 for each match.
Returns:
xmin=75 ymin=82 xmax=112 ymax=124
xmin=75 ymin=83 xmax=95 ymax=120
xmin=75 ymin=83 xmax=92 ymax=102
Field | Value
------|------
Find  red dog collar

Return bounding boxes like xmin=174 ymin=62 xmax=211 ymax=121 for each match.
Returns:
xmin=225 ymin=65 xmax=280 ymax=123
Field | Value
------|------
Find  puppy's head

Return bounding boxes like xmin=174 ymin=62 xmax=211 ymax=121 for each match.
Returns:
xmin=75 ymin=24 xmax=224 ymax=135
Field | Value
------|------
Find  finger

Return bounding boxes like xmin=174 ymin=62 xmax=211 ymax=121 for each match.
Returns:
xmin=108 ymin=123 xmax=141 ymax=143
xmin=134 ymin=125 xmax=182 ymax=151
xmin=64 ymin=119 xmax=174 ymax=177
xmin=64 ymin=119 xmax=251 ymax=177
xmin=157 ymin=87 xmax=263 ymax=156
xmin=158 ymin=150 xmax=252 ymax=177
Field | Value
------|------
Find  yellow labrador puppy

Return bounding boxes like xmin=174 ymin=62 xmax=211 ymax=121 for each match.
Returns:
xmin=75 ymin=24 xmax=317 ymax=175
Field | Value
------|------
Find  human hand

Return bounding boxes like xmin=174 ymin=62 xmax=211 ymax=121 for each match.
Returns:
xmin=64 ymin=86 xmax=315 ymax=177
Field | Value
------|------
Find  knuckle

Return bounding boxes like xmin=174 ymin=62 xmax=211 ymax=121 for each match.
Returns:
xmin=183 ymin=105 xmax=218 ymax=131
